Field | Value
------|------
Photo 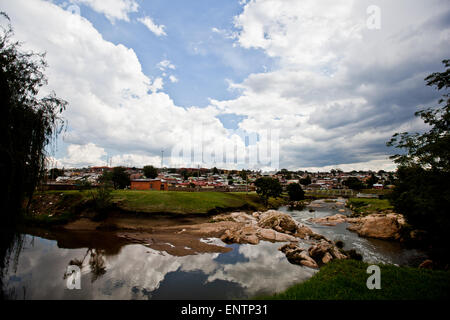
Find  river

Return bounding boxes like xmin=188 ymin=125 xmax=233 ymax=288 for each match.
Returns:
xmin=1 ymin=199 xmax=427 ymax=300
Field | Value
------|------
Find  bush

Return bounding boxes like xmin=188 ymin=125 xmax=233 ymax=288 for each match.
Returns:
xmin=286 ymin=183 xmax=305 ymax=201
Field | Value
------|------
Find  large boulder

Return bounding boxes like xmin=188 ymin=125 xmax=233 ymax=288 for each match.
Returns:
xmin=258 ymin=210 xmax=299 ymax=234
xmin=220 ymin=226 xmax=260 ymax=245
xmin=308 ymin=239 xmax=348 ymax=263
xmin=257 ymin=228 xmax=298 ymax=242
xmin=281 ymin=245 xmax=319 ymax=269
xmin=347 ymin=214 xmax=404 ymax=240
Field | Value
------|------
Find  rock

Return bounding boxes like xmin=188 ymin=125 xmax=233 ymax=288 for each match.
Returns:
xmin=334 ymin=240 xmax=344 ymax=249
xmin=230 ymin=212 xmax=257 ymax=224
xmin=258 ymin=228 xmax=298 ymax=242
xmin=419 ymin=259 xmax=433 ymax=269
xmin=220 ymin=226 xmax=259 ymax=245
xmin=330 ymin=246 xmax=348 ymax=260
xmin=308 ymin=240 xmax=333 ymax=260
xmin=344 ymin=249 xmax=363 ymax=261
xmin=285 ymin=247 xmax=319 ymax=269
xmin=294 ymin=225 xmax=317 ymax=239
xmin=310 ymin=214 xmax=347 ymax=226
xmin=258 ymin=210 xmax=299 ymax=234
xmin=347 ymin=214 xmax=404 ymax=240
xmin=298 ymin=251 xmax=319 ymax=269
xmin=279 ymin=243 xmax=298 ymax=254
xmin=322 ymin=252 xmax=333 ymax=264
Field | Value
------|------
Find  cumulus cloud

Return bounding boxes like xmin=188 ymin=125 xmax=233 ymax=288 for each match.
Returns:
xmin=210 ymin=0 xmax=450 ymax=170
xmin=56 ymin=143 xmax=107 ymax=167
xmin=4 ymin=0 xmax=449 ymax=171
xmin=169 ymin=75 xmax=178 ymax=83
xmin=70 ymin=0 xmax=139 ymax=23
xmin=138 ymin=16 xmax=167 ymax=36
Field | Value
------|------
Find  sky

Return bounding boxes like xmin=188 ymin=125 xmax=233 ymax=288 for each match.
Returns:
xmin=1 ymin=0 xmax=449 ymax=171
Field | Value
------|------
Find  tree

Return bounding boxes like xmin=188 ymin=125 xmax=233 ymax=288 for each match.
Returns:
xmin=300 ymin=175 xmax=312 ymax=186
xmin=387 ymin=59 xmax=450 ymax=250
xmin=343 ymin=177 xmax=365 ymax=190
xmin=48 ymin=168 xmax=65 ymax=179
xmin=0 ymin=13 xmax=66 ymax=296
xmin=0 ymin=13 xmax=66 ymax=218
xmin=111 ymin=167 xmax=130 ymax=189
xmin=366 ymin=173 xmax=379 ymax=187
xmin=212 ymin=167 xmax=220 ymax=175
xmin=287 ymin=183 xmax=305 ymax=201
xmin=254 ymin=177 xmax=282 ymax=206
xmin=143 ymin=165 xmax=158 ymax=179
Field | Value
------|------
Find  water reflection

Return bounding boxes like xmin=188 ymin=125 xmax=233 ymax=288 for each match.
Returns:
xmin=2 ymin=235 xmax=316 ymax=300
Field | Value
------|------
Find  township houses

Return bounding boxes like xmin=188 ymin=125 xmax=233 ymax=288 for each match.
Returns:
xmin=131 ymin=179 xmax=169 ymax=191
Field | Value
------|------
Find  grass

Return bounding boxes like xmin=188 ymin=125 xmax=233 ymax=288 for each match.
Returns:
xmin=31 ymin=190 xmax=287 ymax=216
xmin=112 ymin=190 xmax=287 ymax=214
xmin=347 ymin=198 xmax=394 ymax=216
xmin=257 ymin=259 xmax=450 ymax=300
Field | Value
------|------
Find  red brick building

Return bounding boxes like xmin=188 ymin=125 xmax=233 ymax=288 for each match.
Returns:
xmin=131 ymin=179 xmax=168 ymax=191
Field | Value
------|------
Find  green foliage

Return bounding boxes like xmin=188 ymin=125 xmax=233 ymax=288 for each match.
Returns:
xmin=286 ymin=183 xmax=305 ymax=201
xmin=254 ymin=177 xmax=283 ymax=206
xmin=111 ymin=167 xmax=130 ymax=189
xmin=89 ymin=185 xmax=113 ymax=220
xmin=366 ymin=173 xmax=379 ymax=187
xmin=342 ymin=177 xmax=365 ymax=190
xmin=48 ymin=168 xmax=64 ymax=179
xmin=387 ymin=59 xmax=449 ymax=171
xmin=0 ymin=13 xmax=66 ymax=221
xmin=389 ymin=166 xmax=450 ymax=241
xmin=347 ymin=198 xmax=394 ymax=216
xmin=143 ymin=165 xmax=158 ymax=179
xmin=258 ymin=259 xmax=450 ymax=300
xmin=299 ymin=175 xmax=312 ymax=186
xmin=387 ymin=60 xmax=450 ymax=252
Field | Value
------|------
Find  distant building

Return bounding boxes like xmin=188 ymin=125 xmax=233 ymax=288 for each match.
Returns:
xmin=373 ymin=183 xmax=384 ymax=190
xmin=131 ymin=179 xmax=168 ymax=191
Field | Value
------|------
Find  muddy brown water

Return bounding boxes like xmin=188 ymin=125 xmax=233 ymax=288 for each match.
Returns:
xmin=2 ymin=199 xmax=427 ymax=300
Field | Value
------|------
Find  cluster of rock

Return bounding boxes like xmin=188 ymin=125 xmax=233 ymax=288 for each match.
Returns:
xmin=310 ymin=213 xmax=406 ymax=240
xmin=280 ymin=239 xmax=348 ymax=269
xmin=218 ymin=210 xmax=322 ymax=245
xmin=217 ymin=210 xmax=348 ymax=269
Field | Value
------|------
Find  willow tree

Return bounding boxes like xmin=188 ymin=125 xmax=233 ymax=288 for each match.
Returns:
xmin=0 ymin=13 xmax=66 ymax=221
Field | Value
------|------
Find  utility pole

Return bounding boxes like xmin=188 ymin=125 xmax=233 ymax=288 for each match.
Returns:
xmin=161 ymin=150 xmax=164 ymax=169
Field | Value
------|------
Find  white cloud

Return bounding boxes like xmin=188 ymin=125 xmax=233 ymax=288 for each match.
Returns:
xmin=209 ymin=0 xmax=450 ymax=169
xmin=157 ymin=59 xmax=176 ymax=71
xmin=169 ymin=75 xmax=178 ymax=83
xmin=4 ymin=0 xmax=449 ymax=170
xmin=57 ymin=143 xmax=107 ymax=167
xmin=138 ymin=16 xmax=167 ymax=36
xmin=3 ymin=0 xmax=244 ymax=169
xmin=70 ymin=0 xmax=139 ymax=23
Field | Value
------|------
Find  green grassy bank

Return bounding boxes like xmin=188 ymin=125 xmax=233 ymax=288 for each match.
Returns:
xmin=24 ymin=190 xmax=288 ymax=226
xmin=347 ymin=198 xmax=394 ymax=216
xmin=111 ymin=190 xmax=285 ymax=214
xmin=258 ymin=259 xmax=450 ymax=300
